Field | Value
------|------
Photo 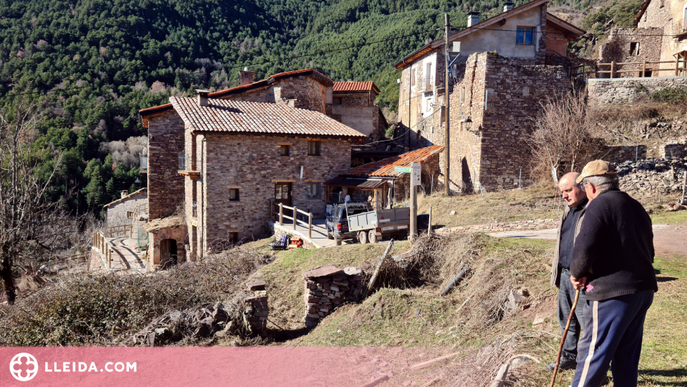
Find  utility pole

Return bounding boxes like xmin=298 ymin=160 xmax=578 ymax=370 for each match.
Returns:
xmin=444 ymin=13 xmax=451 ymax=196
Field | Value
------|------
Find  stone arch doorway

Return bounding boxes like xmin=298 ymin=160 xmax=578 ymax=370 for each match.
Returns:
xmin=159 ymin=239 xmax=178 ymax=268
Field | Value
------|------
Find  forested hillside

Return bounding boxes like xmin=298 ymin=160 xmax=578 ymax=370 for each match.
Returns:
xmin=0 ymin=0 xmax=640 ymax=217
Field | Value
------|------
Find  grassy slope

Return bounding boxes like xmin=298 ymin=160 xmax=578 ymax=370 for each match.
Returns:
xmin=238 ymin=190 xmax=687 ymax=385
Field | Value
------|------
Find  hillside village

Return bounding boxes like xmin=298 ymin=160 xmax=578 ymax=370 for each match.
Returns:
xmin=92 ymin=0 xmax=687 ymax=270
xmin=1 ymin=0 xmax=687 ymax=385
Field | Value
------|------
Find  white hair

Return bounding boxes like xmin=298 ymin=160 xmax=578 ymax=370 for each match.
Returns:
xmin=583 ymin=175 xmax=619 ymax=192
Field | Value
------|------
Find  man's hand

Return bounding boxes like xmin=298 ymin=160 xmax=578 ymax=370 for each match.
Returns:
xmin=570 ymin=275 xmax=587 ymax=290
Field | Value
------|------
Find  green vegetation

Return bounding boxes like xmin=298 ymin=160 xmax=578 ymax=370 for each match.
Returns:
xmin=649 ymin=86 xmax=687 ymax=104
xmin=581 ymin=0 xmax=644 ymax=35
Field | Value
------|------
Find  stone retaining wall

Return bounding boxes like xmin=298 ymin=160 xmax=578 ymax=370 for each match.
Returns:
xmin=661 ymin=143 xmax=687 ymax=159
xmin=615 ymin=158 xmax=687 ymax=198
xmin=587 ymin=76 xmax=687 ymax=105
xmin=244 ymin=281 xmax=268 ymax=334
xmin=302 ymin=265 xmax=366 ymax=329
xmin=604 ymin=145 xmax=647 ymax=163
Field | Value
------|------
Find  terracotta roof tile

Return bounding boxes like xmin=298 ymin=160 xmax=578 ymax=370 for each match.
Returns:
xmin=345 ymin=145 xmax=444 ymax=177
xmin=333 ymin=81 xmax=380 ymax=94
xmin=169 ymin=97 xmax=366 ymax=138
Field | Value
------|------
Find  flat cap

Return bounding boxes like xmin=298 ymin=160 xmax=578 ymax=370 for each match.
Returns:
xmin=576 ymin=160 xmax=617 ymax=184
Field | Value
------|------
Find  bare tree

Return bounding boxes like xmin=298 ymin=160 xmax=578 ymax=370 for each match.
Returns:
xmin=527 ymin=94 xmax=605 ymax=184
xmin=0 ymin=102 xmax=64 ymax=304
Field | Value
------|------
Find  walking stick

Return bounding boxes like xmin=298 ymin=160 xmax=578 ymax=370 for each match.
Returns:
xmin=550 ymin=288 xmax=581 ymax=387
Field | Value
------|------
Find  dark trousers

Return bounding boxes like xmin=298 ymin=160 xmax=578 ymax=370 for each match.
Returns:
xmin=572 ymin=290 xmax=654 ymax=387
xmin=558 ymin=269 xmax=586 ymax=360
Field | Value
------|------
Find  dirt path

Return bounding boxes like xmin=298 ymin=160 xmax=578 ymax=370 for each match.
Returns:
xmin=652 ymin=222 xmax=687 ymax=257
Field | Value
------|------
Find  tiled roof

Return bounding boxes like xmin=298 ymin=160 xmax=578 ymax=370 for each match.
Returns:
xmin=138 ymin=103 xmax=173 ymax=128
xmin=345 ymin=145 xmax=444 ymax=177
xmin=209 ymin=69 xmax=334 ymax=98
xmin=169 ymin=97 xmax=367 ymax=138
xmin=103 ymin=188 xmax=147 ymax=208
xmin=333 ymin=81 xmax=380 ymax=94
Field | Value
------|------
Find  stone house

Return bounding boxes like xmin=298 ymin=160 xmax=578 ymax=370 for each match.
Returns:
xmin=331 ymin=82 xmax=388 ymax=141
xmin=601 ymin=0 xmax=687 ymax=77
xmin=140 ymin=92 xmax=365 ymax=264
xmin=395 ymin=0 xmax=582 ymax=192
xmin=104 ymin=188 xmax=147 ymax=227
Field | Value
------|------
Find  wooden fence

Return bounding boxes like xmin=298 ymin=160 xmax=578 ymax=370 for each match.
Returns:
xmin=270 ymin=201 xmax=314 ymax=239
xmin=573 ymin=58 xmax=687 ymax=79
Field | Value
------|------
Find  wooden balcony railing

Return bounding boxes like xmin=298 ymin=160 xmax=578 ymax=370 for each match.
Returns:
xmin=270 ymin=201 xmax=313 ymax=239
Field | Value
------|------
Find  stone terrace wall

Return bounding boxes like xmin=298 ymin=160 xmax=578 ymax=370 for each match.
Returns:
xmin=437 ymin=218 xmax=558 ymax=235
xmin=303 ymin=265 xmax=366 ymax=329
xmin=615 ymin=157 xmax=687 ymax=199
xmin=244 ymin=281 xmax=268 ymax=335
xmin=662 ymin=142 xmax=687 ymax=159
xmin=603 ymin=145 xmax=647 ymax=163
xmin=587 ymin=76 xmax=687 ymax=105
xmin=147 ymin=111 xmax=185 ymax=220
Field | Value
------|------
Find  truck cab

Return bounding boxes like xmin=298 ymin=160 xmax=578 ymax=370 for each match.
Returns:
xmin=325 ymin=202 xmax=370 ymax=244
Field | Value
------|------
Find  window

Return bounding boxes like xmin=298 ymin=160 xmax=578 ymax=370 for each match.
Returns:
xmin=229 ymin=188 xmax=239 ymax=201
xmin=334 ymin=97 xmax=343 ymax=105
xmin=516 ymin=27 xmax=535 ymax=45
xmin=425 ymin=62 xmax=433 ymax=89
xmin=629 ymin=42 xmax=639 ymax=56
xmin=307 ymin=182 xmax=322 ymax=199
xmin=308 ymin=141 xmax=321 ymax=156
xmin=228 ymin=232 xmax=238 ymax=244
xmin=280 ymin=145 xmax=290 ymax=156
xmin=126 ymin=211 xmax=134 ymax=219
xmin=422 ymin=92 xmax=434 ymax=116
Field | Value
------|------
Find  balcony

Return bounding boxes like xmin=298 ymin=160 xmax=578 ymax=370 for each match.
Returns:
xmin=177 ymin=152 xmax=200 ymax=177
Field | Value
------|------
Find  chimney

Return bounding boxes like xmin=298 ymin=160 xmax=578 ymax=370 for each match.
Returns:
xmin=503 ymin=1 xmax=514 ymax=12
xmin=121 ymin=190 xmax=128 ymax=198
xmin=196 ymin=89 xmax=210 ymax=107
xmin=467 ymin=11 xmax=480 ymax=27
xmin=239 ymin=67 xmax=255 ymax=86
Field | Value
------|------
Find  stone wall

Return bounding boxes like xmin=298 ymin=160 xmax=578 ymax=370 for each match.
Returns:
xmin=219 ymin=77 xmax=332 ymax=115
xmin=603 ymin=145 xmax=647 ymax=163
xmin=147 ymin=222 xmax=187 ymax=271
xmin=599 ymin=28 xmax=662 ymax=77
xmin=147 ymin=111 xmax=185 ymax=220
xmin=615 ymin=157 xmax=687 ymax=199
xmin=106 ymin=189 xmax=147 ymax=227
xmin=587 ymin=76 xmax=687 ymax=105
xmin=244 ymin=281 xmax=268 ymax=335
xmin=197 ymin=134 xmax=351 ymax=253
xmin=661 ymin=142 xmax=687 ymax=159
xmin=302 ymin=265 xmax=366 ymax=329
xmin=451 ymin=52 xmax=567 ymax=191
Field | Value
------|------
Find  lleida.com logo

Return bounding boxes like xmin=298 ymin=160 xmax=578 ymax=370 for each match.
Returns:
xmin=9 ymin=352 xmax=137 ymax=382
xmin=9 ymin=353 xmax=39 ymax=381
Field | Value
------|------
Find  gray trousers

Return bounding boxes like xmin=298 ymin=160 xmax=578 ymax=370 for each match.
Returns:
xmin=558 ymin=269 xmax=586 ymax=360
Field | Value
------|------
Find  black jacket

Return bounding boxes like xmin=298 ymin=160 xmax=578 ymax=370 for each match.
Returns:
xmin=571 ymin=189 xmax=658 ymax=301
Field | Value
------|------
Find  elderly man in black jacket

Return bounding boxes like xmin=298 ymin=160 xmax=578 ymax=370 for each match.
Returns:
xmin=547 ymin=172 xmax=588 ymax=371
xmin=570 ymin=160 xmax=658 ymax=387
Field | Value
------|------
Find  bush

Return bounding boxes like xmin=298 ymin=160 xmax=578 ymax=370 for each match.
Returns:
xmin=0 ymin=248 xmax=262 ymax=346
xmin=649 ymin=86 xmax=687 ymax=104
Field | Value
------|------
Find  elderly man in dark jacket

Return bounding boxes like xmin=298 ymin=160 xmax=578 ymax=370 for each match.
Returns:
xmin=547 ymin=172 xmax=588 ymax=371
xmin=570 ymin=160 xmax=658 ymax=387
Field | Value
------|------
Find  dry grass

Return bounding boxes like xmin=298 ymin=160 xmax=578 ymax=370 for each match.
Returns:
xmin=417 ymin=185 xmax=561 ymax=229
xmin=0 ymin=247 xmax=264 ymax=346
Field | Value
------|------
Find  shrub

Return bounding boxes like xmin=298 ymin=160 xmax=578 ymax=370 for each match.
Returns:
xmin=649 ymin=86 xmax=687 ymax=104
